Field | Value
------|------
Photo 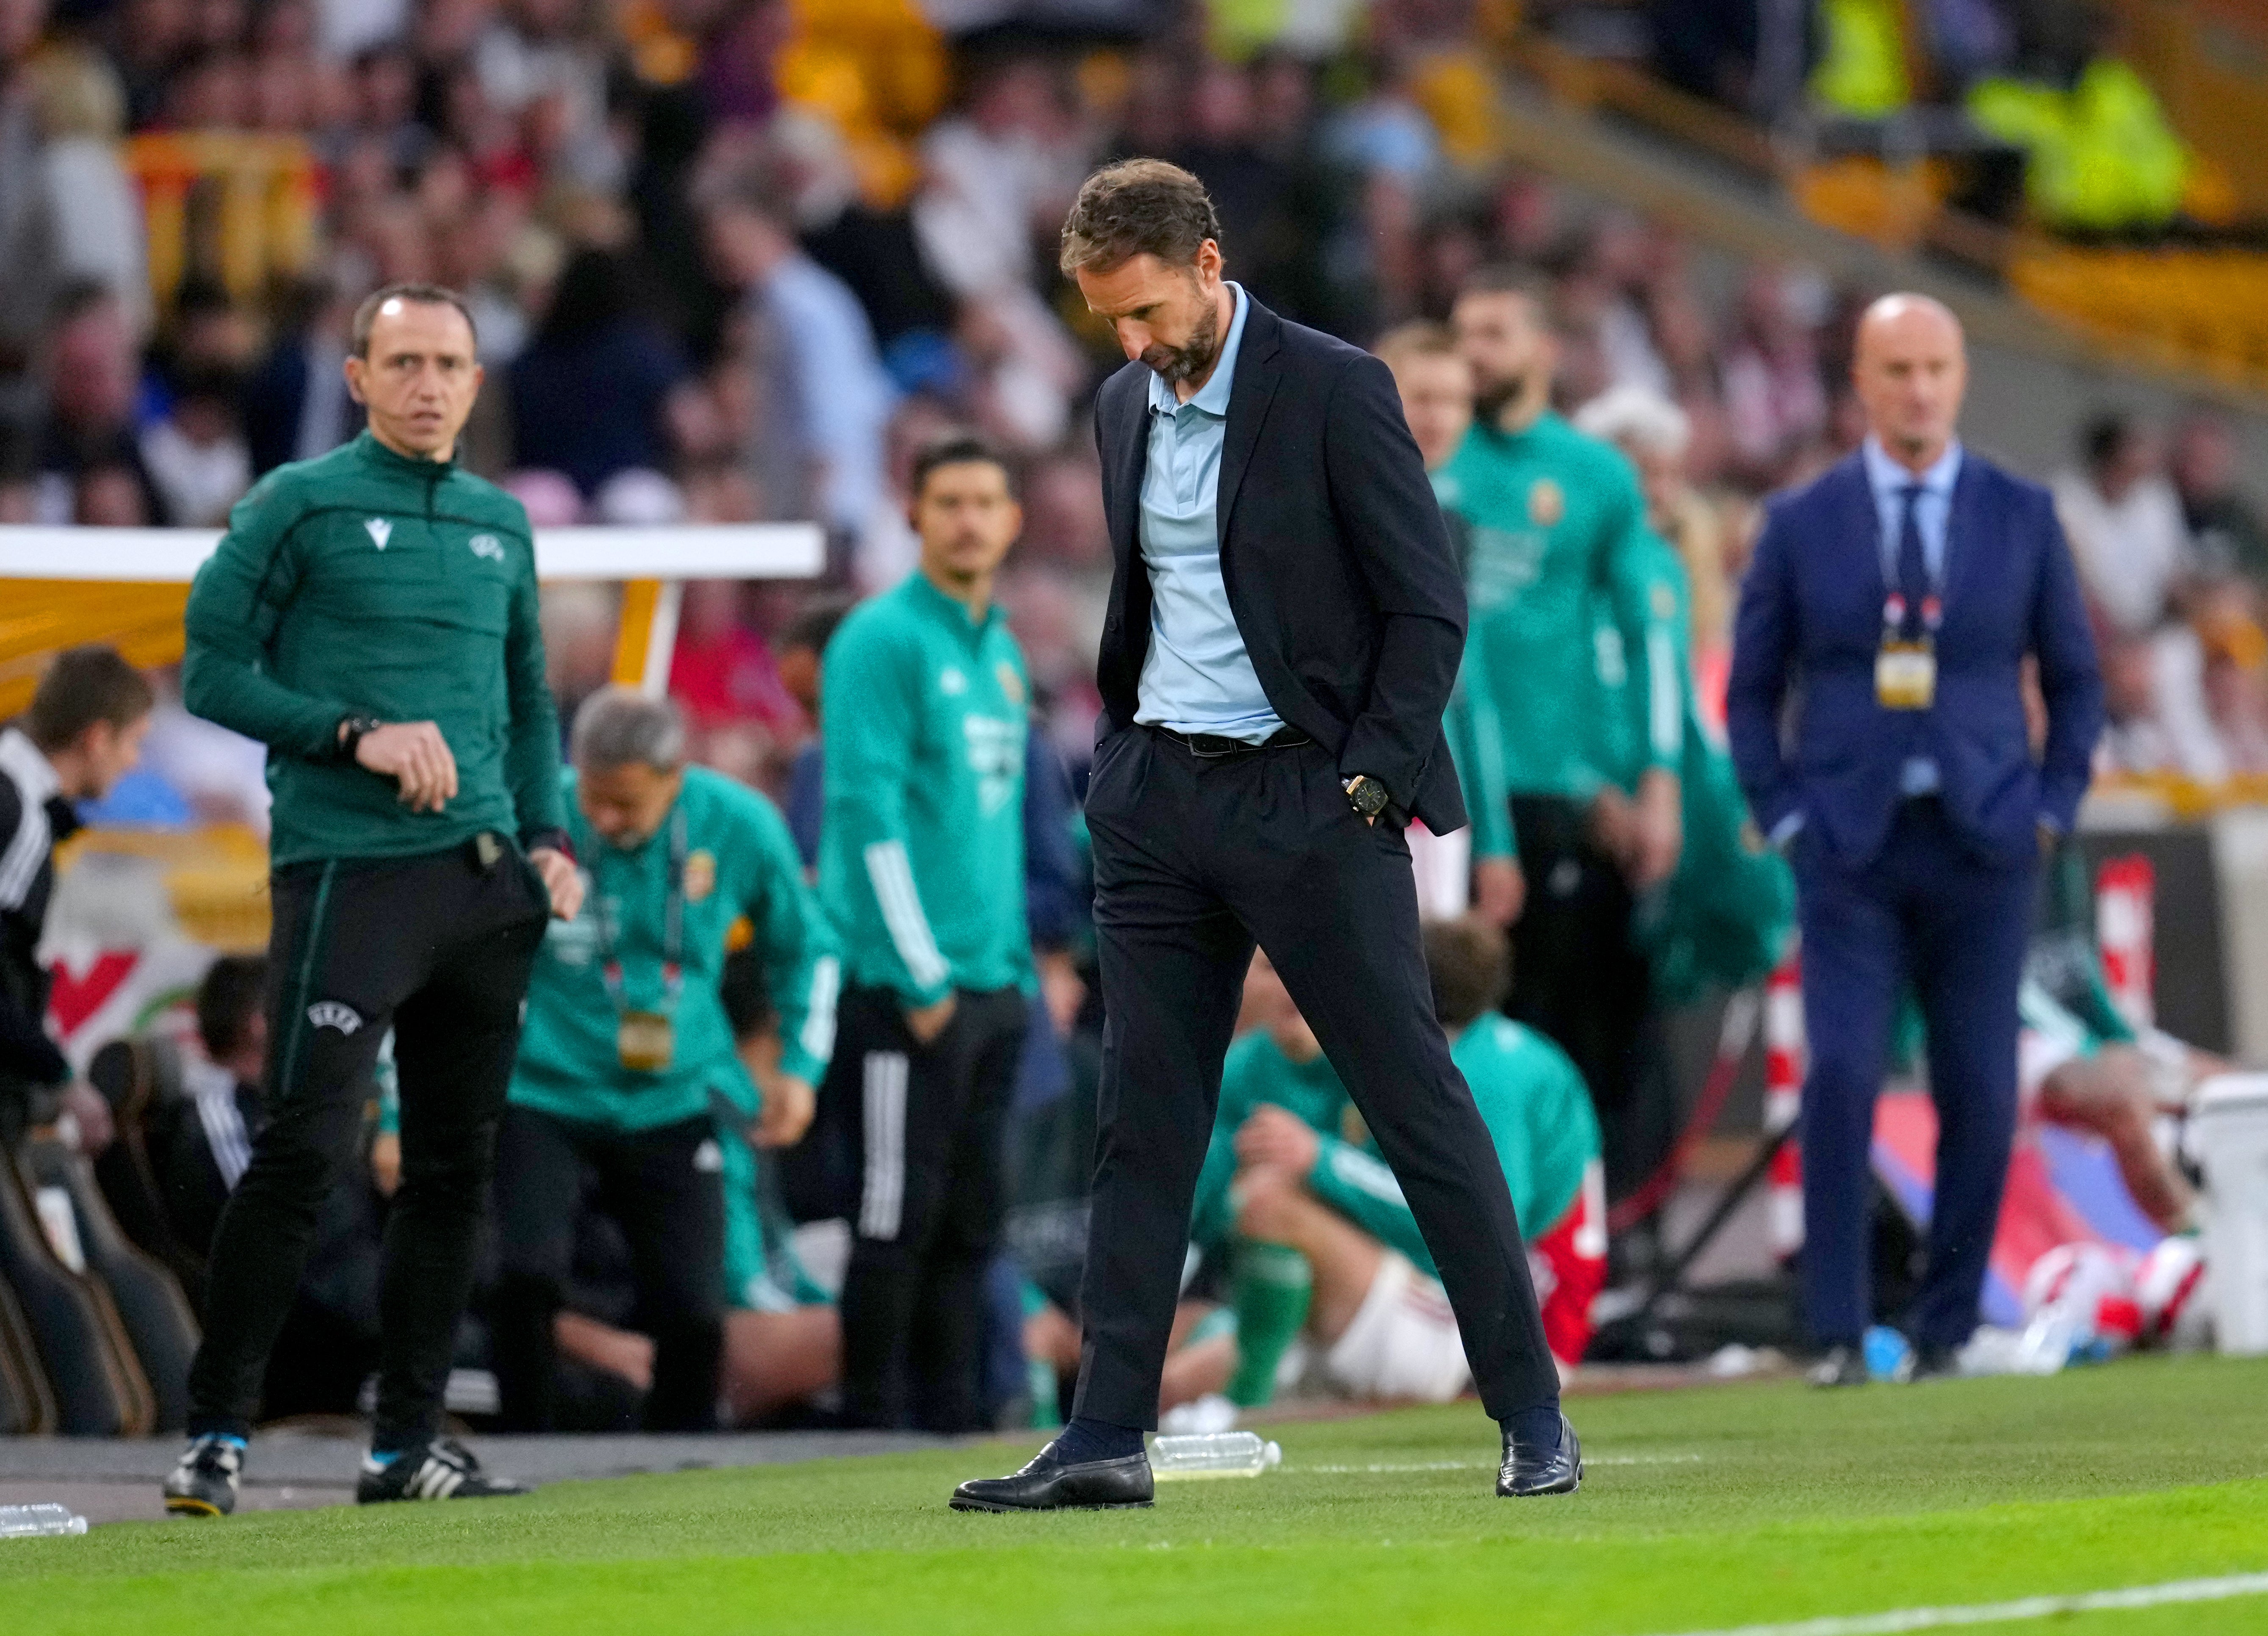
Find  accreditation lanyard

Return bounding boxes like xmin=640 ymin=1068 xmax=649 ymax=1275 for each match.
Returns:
xmin=590 ymin=807 xmax=689 ymax=1024
xmin=1876 ymin=493 xmax=1945 ymax=712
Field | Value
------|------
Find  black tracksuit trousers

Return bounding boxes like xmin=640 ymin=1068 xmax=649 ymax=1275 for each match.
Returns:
xmin=186 ymin=839 xmax=547 ymax=1450
xmin=489 ymin=1105 xmax=726 ymax=1433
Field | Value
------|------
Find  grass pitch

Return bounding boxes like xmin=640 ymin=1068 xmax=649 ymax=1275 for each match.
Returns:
xmin=10 ymin=1356 xmax=2268 ymax=1635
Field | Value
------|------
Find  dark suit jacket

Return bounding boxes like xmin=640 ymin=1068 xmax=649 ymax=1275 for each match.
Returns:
xmin=1726 ymin=448 xmax=2103 ymax=868
xmin=1092 ymin=296 xmax=1469 ymax=833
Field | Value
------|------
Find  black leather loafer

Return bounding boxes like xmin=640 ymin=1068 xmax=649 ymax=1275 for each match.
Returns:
xmin=951 ymin=1447 xmax=1155 ymax=1512
xmin=1808 ymin=1344 xmax=1870 ymax=1387
xmin=1497 ymin=1412 xmax=1582 ymax=1497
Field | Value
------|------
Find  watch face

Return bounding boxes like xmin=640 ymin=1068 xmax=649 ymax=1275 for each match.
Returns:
xmin=1350 ymin=777 xmax=1388 ymax=817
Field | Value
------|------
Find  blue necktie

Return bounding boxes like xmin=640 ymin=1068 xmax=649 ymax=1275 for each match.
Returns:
xmin=1897 ymin=482 xmax=1930 ymax=634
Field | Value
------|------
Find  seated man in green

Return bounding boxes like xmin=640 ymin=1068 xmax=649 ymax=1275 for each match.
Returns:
xmin=1192 ymin=922 xmax=1606 ymax=1409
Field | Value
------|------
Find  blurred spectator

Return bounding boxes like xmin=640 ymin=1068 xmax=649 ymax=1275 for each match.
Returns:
xmin=31 ymin=281 xmax=166 ymax=522
xmin=23 ymin=43 xmax=148 ymax=338
xmin=0 ymin=0 xmax=59 ymax=432
xmin=2171 ymin=407 xmax=2268 ymax=593
xmin=2053 ymin=412 xmax=2191 ymax=637
xmin=140 ymin=366 xmax=251 ymax=526
xmin=1574 ymin=384 xmax=1734 ymax=684
xmin=2097 ymin=626 xmax=2228 ymax=783
xmin=668 ymin=578 xmax=802 ymax=742
xmin=912 ymin=55 xmax=1079 ymax=301
xmin=509 ymin=247 xmax=689 ymax=498
xmin=538 ymin=581 xmax=621 ymax=734
xmin=240 ymin=275 xmax=359 ymax=475
xmin=700 ymin=163 xmax=894 ymax=537
xmin=1719 ymin=266 xmax=1831 ymax=487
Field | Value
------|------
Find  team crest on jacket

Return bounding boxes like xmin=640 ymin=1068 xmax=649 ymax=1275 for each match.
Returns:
xmin=996 ymin=662 xmax=1025 ymax=706
xmin=684 ymin=848 xmax=717 ymax=902
xmin=307 ymin=1000 xmax=363 ymax=1034
xmin=1527 ymin=478 xmax=1565 ymax=527
xmin=468 ymin=534 xmax=504 ymax=561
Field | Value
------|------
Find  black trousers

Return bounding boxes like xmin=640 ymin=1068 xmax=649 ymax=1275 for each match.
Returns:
xmin=186 ymin=841 xmax=546 ymax=1449
xmin=1073 ymin=728 xmax=1560 ymax=1427
xmin=833 ymin=982 xmax=1027 ymax=1432
xmin=1505 ymin=795 xmax=1657 ymax=1202
xmin=490 ymin=1105 xmax=725 ymax=1432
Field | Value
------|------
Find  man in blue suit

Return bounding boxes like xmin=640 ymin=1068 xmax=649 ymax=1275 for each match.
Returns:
xmin=1726 ymin=294 xmax=2103 ymax=1384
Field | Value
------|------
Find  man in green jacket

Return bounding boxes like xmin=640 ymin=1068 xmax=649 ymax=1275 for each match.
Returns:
xmin=492 ymin=687 xmax=837 ymax=1432
xmin=1442 ymin=267 xmax=1678 ymax=1187
xmin=819 ymin=434 xmax=1031 ymax=1431
xmin=164 ymin=283 xmax=581 ymax=1517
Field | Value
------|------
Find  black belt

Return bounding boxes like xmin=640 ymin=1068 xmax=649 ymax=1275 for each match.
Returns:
xmin=1148 ymin=724 xmax=1313 ymax=759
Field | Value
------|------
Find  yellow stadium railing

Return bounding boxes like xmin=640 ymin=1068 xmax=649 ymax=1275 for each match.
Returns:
xmin=123 ymin=131 xmax=321 ymax=316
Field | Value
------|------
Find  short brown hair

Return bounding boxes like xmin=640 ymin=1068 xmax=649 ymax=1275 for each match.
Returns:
xmin=1374 ymin=321 xmax=1463 ymax=374
xmin=25 ymin=645 xmax=153 ymax=752
xmin=1059 ymin=159 xmax=1221 ymax=277
xmin=911 ymin=432 xmax=1019 ymax=501
xmin=351 ymin=282 xmax=478 ymax=359
xmin=1456 ymin=263 xmax=1557 ymax=322
xmin=1424 ymin=915 xmax=1512 ymax=1032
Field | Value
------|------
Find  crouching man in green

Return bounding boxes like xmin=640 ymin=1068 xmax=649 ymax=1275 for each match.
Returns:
xmin=494 ymin=687 xmax=839 ymax=1432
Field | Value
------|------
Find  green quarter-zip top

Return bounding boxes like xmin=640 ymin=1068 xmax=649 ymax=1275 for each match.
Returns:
xmin=512 ymin=765 xmax=840 ymax=1132
xmin=1438 ymin=411 xmax=1671 ymax=859
xmin=182 ymin=432 xmax=566 ymax=864
xmin=818 ymin=570 xmax=1031 ymax=1005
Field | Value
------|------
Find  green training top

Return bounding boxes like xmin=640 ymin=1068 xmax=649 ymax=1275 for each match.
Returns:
xmin=1190 ymin=1030 xmax=1354 ymax=1253
xmin=182 ymin=431 xmax=565 ymax=865
xmin=817 ymin=571 xmax=1032 ymax=1006
xmin=1438 ymin=411 xmax=1669 ymax=859
xmin=1309 ymin=1015 xmax=1599 ymax=1273
xmin=1587 ymin=531 xmax=1796 ymax=1002
xmin=512 ymin=766 xmax=839 ymax=1132
xmin=1191 ymin=1019 xmax=1599 ymax=1273
xmin=1588 ymin=527 xmax=1690 ymax=797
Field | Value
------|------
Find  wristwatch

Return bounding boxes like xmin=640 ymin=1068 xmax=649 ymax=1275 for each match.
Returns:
xmin=337 ymin=714 xmax=382 ymax=761
xmin=1342 ymin=774 xmax=1391 ymax=820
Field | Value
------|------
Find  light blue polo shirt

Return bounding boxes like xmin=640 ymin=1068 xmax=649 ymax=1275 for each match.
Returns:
xmin=1134 ymin=282 xmax=1285 ymax=742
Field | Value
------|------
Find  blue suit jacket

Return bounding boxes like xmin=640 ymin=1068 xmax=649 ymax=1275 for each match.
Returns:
xmin=1726 ymin=450 xmax=2103 ymax=868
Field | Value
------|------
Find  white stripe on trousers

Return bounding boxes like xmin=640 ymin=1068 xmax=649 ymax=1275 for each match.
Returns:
xmin=858 ymin=1051 xmax=910 ymax=1240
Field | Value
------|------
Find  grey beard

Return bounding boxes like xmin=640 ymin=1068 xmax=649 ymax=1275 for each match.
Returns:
xmin=1145 ymin=302 xmax=1223 ymax=385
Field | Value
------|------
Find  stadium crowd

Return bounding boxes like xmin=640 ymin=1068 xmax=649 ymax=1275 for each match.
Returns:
xmin=0 ymin=0 xmax=2251 ymax=1440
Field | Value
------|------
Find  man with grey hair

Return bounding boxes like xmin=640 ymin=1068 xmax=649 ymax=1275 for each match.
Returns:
xmin=493 ymin=685 xmax=839 ymax=1432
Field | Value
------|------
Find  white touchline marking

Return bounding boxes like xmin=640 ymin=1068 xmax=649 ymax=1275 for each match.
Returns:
xmin=1292 ymin=1455 xmax=1703 ymax=1474
xmin=1648 ymin=1570 xmax=2268 ymax=1636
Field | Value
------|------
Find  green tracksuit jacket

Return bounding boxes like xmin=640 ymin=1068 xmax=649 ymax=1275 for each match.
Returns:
xmin=1439 ymin=412 xmax=1671 ymax=860
xmin=182 ymin=431 xmax=565 ymax=864
xmin=1588 ymin=531 xmax=1795 ymax=1002
xmin=1190 ymin=1020 xmax=1598 ymax=1272
xmin=817 ymin=571 xmax=1031 ymax=1007
xmin=512 ymin=766 xmax=839 ymax=1132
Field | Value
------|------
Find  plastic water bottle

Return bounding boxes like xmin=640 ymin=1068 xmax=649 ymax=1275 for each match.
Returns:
xmin=1148 ymin=1430 xmax=1283 ymax=1481
xmin=0 ymin=1504 xmax=89 ymax=1539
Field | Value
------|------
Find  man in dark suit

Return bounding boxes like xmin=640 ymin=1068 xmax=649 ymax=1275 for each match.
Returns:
xmin=1726 ymin=295 xmax=2103 ymax=1384
xmin=952 ymin=161 xmax=1574 ymax=1511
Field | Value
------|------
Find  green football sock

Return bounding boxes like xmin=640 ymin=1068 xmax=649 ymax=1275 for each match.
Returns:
xmin=1226 ymin=1240 xmax=1312 ymax=1408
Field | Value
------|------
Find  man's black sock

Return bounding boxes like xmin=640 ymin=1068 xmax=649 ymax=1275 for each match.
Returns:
xmin=1051 ymin=1416 xmax=1145 ymax=1464
xmin=1505 ymin=1402 xmax=1563 ymax=1455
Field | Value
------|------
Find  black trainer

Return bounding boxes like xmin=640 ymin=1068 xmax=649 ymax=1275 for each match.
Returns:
xmin=162 ymin=1434 xmax=245 ymax=1517
xmin=357 ymin=1437 xmax=531 ymax=1504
